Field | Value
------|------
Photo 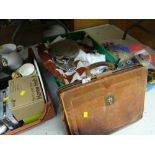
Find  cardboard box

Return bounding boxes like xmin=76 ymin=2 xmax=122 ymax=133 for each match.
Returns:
xmin=8 ymin=75 xmax=45 ymax=121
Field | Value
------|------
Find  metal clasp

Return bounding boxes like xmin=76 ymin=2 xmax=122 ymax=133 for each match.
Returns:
xmin=105 ymin=95 xmax=115 ymax=105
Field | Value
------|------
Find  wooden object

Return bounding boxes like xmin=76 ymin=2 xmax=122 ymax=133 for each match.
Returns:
xmin=73 ymin=19 xmax=109 ymax=30
xmin=110 ymin=19 xmax=155 ymax=49
xmin=63 ymin=19 xmax=109 ymax=31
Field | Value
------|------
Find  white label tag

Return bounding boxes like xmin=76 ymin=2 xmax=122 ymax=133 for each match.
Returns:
xmin=82 ymin=77 xmax=91 ymax=84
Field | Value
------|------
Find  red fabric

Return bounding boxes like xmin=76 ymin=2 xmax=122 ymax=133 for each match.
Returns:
xmin=129 ymin=42 xmax=145 ymax=53
xmin=76 ymin=67 xmax=86 ymax=75
xmin=145 ymin=54 xmax=155 ymax=64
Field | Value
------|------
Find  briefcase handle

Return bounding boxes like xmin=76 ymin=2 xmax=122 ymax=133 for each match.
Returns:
xmin=86 ymin=62 xmax=115 ymax=78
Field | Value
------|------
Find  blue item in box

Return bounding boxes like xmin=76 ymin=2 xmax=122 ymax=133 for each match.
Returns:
xmin=146 ymin=83 xmax=155 ymax=91
xmin=111 ymin=44 xmax=130 ymax=53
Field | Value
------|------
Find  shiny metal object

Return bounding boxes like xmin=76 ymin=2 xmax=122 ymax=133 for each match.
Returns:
xmin=105 ymin=95 xmax=115 ymax=105
xmin=49 ymin=40 xmax=80 ymax=71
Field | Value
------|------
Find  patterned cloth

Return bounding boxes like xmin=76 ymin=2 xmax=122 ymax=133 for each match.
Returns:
xmin=38 ymin=45 xmax=106 ymax=84
xmin=55 ymin=50 xmax=106 ymax=84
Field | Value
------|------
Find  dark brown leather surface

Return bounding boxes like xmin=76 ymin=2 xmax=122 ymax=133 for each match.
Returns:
xmin=58 ymin=66 xmax=147 ymax=135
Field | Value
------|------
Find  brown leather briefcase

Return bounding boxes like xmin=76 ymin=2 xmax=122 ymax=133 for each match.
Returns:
xmin=57 ymin=63 xmax=147 ymax=135
xmin=38 ymin=45 xmax=147 ymax=135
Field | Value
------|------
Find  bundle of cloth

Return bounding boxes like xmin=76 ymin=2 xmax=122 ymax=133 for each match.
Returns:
xmin=38 ymin=37 xmax=107 ymax=84
xmin=56 ymin=49 xmax=106 ymax=84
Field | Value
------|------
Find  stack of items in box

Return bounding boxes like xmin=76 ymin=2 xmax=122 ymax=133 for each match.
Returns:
xmin=0 ymin=73 xmax=46 ymax=134
xmin=0 ymin=43 xmax=50 ymax=134
xmin=0 ymin=43 xmax=46 ymax=134
xmin=103 ymin=41 xmax=155 ymax=91
xmin=39 ymin=35 xmax=108 ymax=85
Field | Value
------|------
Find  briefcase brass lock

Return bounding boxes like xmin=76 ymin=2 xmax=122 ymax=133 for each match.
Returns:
xmin=105 ymin=95 xmax=115 ymax=105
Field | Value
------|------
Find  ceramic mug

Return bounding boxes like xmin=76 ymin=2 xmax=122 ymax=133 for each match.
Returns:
xmin=18 ymin=63 xmax=36 ymax=77
xmin=0 ymin=44 xmax=23 ymax=70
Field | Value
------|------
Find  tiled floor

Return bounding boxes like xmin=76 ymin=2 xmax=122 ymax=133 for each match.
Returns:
xmin=19 ymin=24 xmax=155 ymax=135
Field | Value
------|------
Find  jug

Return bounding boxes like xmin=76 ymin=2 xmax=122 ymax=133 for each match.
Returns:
xmin=0 ymin=44 xmax=23 ymax=70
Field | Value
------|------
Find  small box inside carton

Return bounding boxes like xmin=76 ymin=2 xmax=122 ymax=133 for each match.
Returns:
xmin=9 ymin=75 xmax=45 ymax=121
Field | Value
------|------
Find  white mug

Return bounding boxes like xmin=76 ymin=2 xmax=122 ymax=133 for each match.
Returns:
xmin=18 ymin=63 xmax=36 ymax=77
xmin=0 ymin=43 xmax=23 ymax=70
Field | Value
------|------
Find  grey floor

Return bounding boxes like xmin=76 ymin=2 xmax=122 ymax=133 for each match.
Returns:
xmin=19 ymin=24 xmax=155 ymax=135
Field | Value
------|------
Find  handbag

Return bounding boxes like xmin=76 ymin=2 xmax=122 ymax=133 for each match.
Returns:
xmin=38 ymin=41 xmax=147 ymax=135
xmin=57 ymin=62 xmax=147 ymax=134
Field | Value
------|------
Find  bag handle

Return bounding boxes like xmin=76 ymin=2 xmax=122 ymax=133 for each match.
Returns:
xmin=86 ymin=62 xmax=115 ymax=78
